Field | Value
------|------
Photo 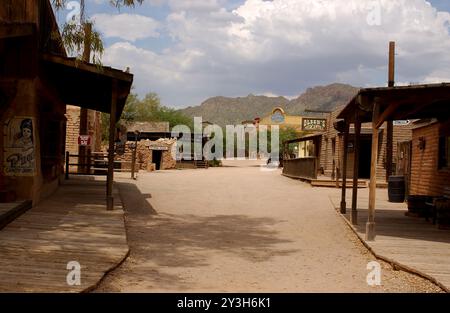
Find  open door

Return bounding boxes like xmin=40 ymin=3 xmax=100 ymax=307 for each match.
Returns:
xmin=396 ymin=141 xmax=412 ymax=197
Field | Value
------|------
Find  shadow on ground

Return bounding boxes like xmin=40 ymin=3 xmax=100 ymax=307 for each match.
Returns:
xmin=344 ymin=208 xmax=450 ymax=244
xmin=110 ymin=182 xmax=298 ymax=290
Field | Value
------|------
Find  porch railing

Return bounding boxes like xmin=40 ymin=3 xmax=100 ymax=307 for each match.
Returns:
xmin=65 ymin=151 xmax=132 ymax=179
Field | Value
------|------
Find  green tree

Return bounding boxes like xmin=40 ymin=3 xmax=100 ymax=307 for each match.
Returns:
xmin=101 ymin=92 xmax=193 ymax=142
xmin=52 ymin=1 xmax=144 ymax=63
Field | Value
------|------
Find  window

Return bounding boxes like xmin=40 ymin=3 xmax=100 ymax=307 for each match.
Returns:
xmin=438 ymin=135 xmax=450 ymax=169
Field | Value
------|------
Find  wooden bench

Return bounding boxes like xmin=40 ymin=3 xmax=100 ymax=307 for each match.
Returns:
xmin=426 ymin=187 xmax=450 ymax=227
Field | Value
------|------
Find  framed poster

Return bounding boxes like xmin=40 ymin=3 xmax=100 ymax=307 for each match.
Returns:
xmin=3 ymin=117 xmax=36 ymax=176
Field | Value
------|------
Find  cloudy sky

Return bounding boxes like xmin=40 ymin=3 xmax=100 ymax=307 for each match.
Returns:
xmin=55 ymin=0 xmax=450 ymax=108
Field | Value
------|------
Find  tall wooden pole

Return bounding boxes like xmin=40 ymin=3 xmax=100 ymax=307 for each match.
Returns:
xmin=386 ymin=41 xmax=395 ymax=180
xmin=79 ymin=22 xmax=92 ymax=174
xmin=351 ymin=113 xmax=361 ymax=225
xmin=340 ymin=122 xmax=349 ymax=214
xmin=107 ymin=80 xmax=118 ymax=210
xmin=366 ymin=101 xmax=380 ymax=241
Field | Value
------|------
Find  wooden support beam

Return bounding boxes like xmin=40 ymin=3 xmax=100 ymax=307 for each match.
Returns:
xmin=386 ymin=41 xmax=395 ymax=181
xmin=375 ymin=101 xmax=401 ymax=129
xmin=351 ymin=113 xmax=361 ymax=225
xmin=107 ymin=80 xmax=118 ymax=211
xmin=0 ymin=23 xmax=34 ymax=39
xmin=340 ymin=122 xmax=350 ymax=214
xmin=366 ymin=101 xmax=380 ymax=241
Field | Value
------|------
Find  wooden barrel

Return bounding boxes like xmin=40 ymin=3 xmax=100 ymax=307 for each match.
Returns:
xmin=388 ymin=176 xmax=406 ymax=203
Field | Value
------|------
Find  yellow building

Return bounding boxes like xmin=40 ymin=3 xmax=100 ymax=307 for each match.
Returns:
xmin=257 ymin=107 xmax=303 ymax=132
xmin=257 ymin=107 xmax=327 ymax=134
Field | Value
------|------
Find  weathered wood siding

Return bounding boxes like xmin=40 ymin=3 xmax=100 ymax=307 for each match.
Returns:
xmin=410 ymin=122 xmax=450 ymax=196
xmin=318 ymin=106 xmax=413 ymax=181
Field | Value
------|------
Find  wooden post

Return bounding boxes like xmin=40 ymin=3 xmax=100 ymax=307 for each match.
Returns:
xmin=386 ymin=41 xmax=395 ymax=180
xmin=351 ymin=114 xmax=361 ymax=225
xmin=340 ymin=122 xmax=349 ymax=214
xmin=78 ymin=22 xmax=92 ymax=175
xmin=87 ymin=149 xmax=91 ymax=175
xmin=65 ymin=151 xmax=70 ymax=180
xmin=107 ymin=80 xmax=118 ymax=210
xmin=131 ymin=138 xmax=138 ymax=180
xmin=366 ymin=101 xmax=380 ymax=241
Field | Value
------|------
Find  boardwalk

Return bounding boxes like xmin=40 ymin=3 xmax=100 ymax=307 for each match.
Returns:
xmin=97 ymin=161 xmax=441 ymax=292
xmin=329 ymin=189 xmax=450 ymax=292
xmin=0 ymin=178 xmax=129 ymax=292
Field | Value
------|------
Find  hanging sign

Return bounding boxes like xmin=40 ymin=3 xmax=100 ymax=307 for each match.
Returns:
xmin=302 ymin=118 xmax=327 ymax=131
xmin=78 ymin=135 xmax=91 ymax=146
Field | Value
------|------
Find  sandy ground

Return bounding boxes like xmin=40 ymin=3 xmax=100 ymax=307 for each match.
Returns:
xmin=96 ymin=160 xmax=442 ymax=292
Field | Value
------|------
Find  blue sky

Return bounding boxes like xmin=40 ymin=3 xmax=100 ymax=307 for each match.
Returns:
xmin=55 ymin=0 xmax=450 ymax=108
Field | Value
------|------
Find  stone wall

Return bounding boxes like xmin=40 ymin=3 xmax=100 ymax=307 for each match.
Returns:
xmin=112 ymin=139 xmax=177 ymax=171
xmin=65 ymin=105 xmax=102 ymax=154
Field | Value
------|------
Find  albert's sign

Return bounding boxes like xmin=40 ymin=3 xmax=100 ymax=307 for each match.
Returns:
xmin=302 ymin=118 xmax=327 ymax=131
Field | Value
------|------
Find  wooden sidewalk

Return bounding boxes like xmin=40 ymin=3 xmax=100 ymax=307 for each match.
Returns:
xmin=0 ymin=177 xmax=129 ymax=292
xmin=330 ymin=189 xmax=450 ymax=292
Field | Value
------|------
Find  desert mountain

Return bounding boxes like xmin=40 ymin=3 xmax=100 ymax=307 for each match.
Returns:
xmin=179 ymin=83 xmax=360 ymax=126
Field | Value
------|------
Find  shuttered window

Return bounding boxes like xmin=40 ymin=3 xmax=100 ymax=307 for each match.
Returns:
xmin=439 ymin=136 xmax=450 ymax=169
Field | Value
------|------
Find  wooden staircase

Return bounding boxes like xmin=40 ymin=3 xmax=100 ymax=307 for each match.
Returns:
xmin=311 ymin=179 xmax=368 ymax=188
xmin=194 ymin=160 xmax=209 ymax=169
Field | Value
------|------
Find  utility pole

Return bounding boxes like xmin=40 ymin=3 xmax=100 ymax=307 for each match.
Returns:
xmin=386 ymin=41 xmax=395 ymax=181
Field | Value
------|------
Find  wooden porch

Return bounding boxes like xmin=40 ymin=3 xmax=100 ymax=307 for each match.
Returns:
xmin=329 ymin=189 xmax=450 ymax=291
xmin=0 ymin=177 xmax=128 ymax=292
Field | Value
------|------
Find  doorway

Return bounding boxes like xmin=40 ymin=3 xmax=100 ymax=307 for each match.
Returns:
xmin=152 ymin=150 xmax=162 ymax=170
xmin=358 ymin=137 xmax=372 ymax=179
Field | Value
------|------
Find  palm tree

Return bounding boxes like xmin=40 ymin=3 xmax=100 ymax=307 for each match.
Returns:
xmin=51 ymin=0 xmax=144 ymax=63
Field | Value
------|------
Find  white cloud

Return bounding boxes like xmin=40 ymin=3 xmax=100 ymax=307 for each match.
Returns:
xmin=102 ymin=0 xmax=450 ymax=107
xmin=92 ymin=13 xmax=160 ymax=41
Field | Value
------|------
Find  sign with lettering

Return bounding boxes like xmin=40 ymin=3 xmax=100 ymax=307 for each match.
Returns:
xmin=78 ymin=135 xmax=91 ymax=146
xmin=3 ymin=116 xmax=36 ymax=176
xmin=271 ymin=110 xmax=285 ymax=123
xmin=302 ymin=118 xmax=327 ymax=131
xmin=393 ymin=120 xmax=411 ymax=126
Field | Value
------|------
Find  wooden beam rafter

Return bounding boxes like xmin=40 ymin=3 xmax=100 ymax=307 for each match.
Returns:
xmin=0 ymin=23 xmax=35 ymax=39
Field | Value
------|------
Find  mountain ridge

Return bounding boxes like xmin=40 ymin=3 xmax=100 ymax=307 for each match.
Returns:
xmin=178 ymin=83 xmax=360 ymax=126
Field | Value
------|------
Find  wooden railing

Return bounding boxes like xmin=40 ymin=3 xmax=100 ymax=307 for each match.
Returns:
xmin=282 ymin=157 xmax=318 ymax=180
xmin=65 ymin=151 xmax=132 ymax=179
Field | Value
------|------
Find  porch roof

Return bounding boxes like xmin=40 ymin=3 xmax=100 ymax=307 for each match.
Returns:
xmin=337 ymin=83 xmax=450 ymax=125
xmin=40 ymin=53 xmax=133 ymax=120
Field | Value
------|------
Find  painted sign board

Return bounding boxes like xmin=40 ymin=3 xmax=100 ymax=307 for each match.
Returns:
xmin=271 ymin=110 xmax=285 ymax=123
xmin=3 ymin=116 xmax=36 ymax=176
xmin=302 ymin=118 xmax=327 ymax=131
xmin=78 ymin=135 xmax=91 ymax=146
xmin=393 ymin=120 xmax=411 ymax=126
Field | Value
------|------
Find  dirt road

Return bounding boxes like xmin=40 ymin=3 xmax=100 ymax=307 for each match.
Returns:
xmin=96 ymin=161 xmax=441 ymax=292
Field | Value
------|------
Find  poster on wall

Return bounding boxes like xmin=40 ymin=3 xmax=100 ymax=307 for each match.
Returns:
xmin=3 ymin=117 xmax=36 ymax=176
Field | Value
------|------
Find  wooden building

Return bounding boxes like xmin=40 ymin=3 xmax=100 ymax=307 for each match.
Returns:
xmin=282 ymin=105 xmax=413 ymax=182
xmin=0 ymin=0 xmax=133 ymax=209
xmin=337 ymin=83 xmax=450 ymax=239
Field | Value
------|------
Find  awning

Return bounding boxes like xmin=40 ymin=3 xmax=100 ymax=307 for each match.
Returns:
xmin=40 ymin=53 xmax=133 ymax=120
xmin=337 ymin=83 xmax=450 ymax=124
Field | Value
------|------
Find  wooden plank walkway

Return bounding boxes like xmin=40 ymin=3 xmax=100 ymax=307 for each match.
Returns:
xmin=0 ymin=177 xmax=129 ymax=292
xmin=330 ymin=189 xmax=450 ymax=292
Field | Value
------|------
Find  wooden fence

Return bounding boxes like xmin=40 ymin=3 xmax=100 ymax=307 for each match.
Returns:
xmin=65 ymin=151 xmax=132 ymax=179
xmin=282 ymin=157 xmax=318 ymax=180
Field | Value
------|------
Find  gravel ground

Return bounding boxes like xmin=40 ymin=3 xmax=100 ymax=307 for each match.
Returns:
xmin=96 ymin=161 xmax=443 ymax=292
